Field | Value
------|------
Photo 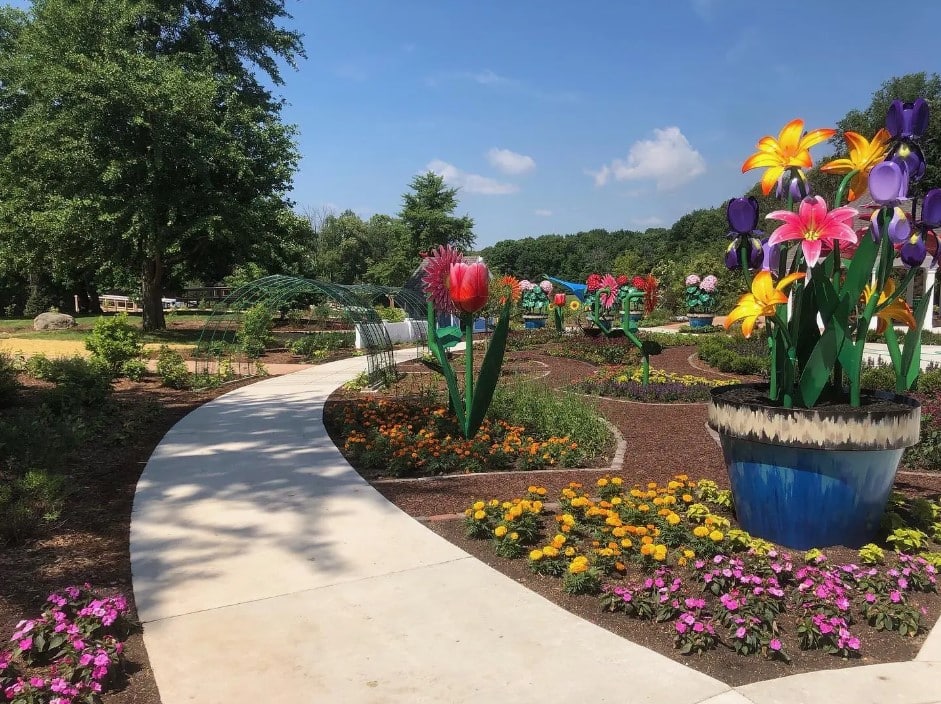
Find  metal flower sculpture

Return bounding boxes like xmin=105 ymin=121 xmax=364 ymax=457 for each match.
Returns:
xmin=724 ymin=103 xmax=937 ymax=407
xmin=422 ymin=246 xmax=519 ymax=438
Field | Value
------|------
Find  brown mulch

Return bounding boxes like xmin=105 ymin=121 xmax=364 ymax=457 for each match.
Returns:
xmin=325 ymin=344 xmax=941 ymax=686
xmin=0 ymin=374 xmax=269 ymax=704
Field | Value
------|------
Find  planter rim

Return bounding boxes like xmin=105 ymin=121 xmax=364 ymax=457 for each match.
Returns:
xmin=708 ymin=382 xmax=921 ymax=451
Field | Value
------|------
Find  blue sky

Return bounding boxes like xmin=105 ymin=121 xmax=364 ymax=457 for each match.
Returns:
xmin=6 ymin=0 xmax=941 ymax=248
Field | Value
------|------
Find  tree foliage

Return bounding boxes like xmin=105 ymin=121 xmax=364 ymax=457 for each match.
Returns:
xmin=0 ymin=0 xmax=304 ymax=330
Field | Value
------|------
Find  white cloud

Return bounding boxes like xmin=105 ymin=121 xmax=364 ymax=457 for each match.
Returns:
xmin=487 ymin=148 xmax=536 ymax=175
xmin=534 ymin=209 xmax=553 ymax=217
xmin=631 ymin=216 xmax=664 ymax=227
xmin=469 ymin=69 xmax=512 ymax=85
xmin=426 ymin=159 xmax=519 ymax=195
xmin=592 ymin=127 xmax=706 ymax=191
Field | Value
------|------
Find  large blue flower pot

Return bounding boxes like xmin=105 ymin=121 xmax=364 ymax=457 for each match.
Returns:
xmin=687 ymin=314 xmax=714 ymax=328
xmin=708 ymin=384 xmax=920 ymax=550
xmin=523 ymin=315 xmax=546 ymax=329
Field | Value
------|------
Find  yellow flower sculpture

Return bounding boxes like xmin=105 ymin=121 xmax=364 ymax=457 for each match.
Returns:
xmin=724 ymin=271 xmax=806 ymax=338
xmin=860 ymin=279 xmax=916 ymax=333
xmin=820 ymin=129 xmax=891 ymax=202
xmin=742 ymin=118 xmax=835 ymax=195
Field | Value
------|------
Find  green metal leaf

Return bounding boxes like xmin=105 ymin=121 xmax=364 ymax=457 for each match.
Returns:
xmin=799 ymin=325 xmax=841 ymax=407
xmin=841 ymin=233 xmax=878 ymax=302
xmin=900 ymin=285 xmax=934 ymax=391
xmin=466 ymin=301 xmax=512 ymax=437
xmin=436 ymin=325 xmax=463 ymax=349
xmin=425 ymin=303 xmax=465 ymax=430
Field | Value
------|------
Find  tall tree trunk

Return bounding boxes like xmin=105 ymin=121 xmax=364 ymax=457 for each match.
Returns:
xmin=141 ymin=255 xmax=165 ymax=331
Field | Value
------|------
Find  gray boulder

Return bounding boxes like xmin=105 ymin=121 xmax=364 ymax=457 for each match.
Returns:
xmin=33 ymin=312 xmax=76 ymax=331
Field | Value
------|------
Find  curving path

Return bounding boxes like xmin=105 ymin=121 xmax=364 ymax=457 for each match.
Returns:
xmin=131 ymin=352 xmax=941 ymax=704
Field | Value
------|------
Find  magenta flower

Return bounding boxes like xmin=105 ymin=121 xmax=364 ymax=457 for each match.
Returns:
xmin=597 ymin=274 xmax=619 ymax=309
xmin=766 ymin=196 xmax=858 ymax=267
xmin=420 ymin=245 xmax=464 ymax=314
xmin=769 ymin=639 xmax=782 ymax=651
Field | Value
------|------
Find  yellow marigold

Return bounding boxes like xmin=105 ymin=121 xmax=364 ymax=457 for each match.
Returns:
xmin=682 ymin=493 xmax=693 ymax=503
xmin=473 ymin=510 xmax=486 ymax=521
xmin=543 ymin=545 xmax=559 ymax=558
xmin=494 ymin=525 xmax=508 ymax=538
xmin=678 ymin=557 xmax=688 ymax=567
xmin=709 ymin=530 xmax=724 ymax=542
xmin=509 ymin=532 xmax=519 ymax=541
xmin=693 ymin=525 xmax=710 ymax=538
xmin=527 ymin=485 xmax=538 ymax=494
xmin=473 ymin=501 xmax=485 ymax=511
xmin=612 ymin=526 xmax=627 ymax=538
xmin=630 ymin=489 xmax=643 ymax=498
xmin=647 ymin=482 xmax=658 ymax=490
xmin=597 ymin=548 xmax=614 ymax=558
xmin=489 ymin=499 xmax=500 ymax=507
xmin=529 ymin=549 xmax=544 ymax=561
xmin=561 ymin=514 xmax=575 ymax=526
xmin=620 ymin=538 xmax=633 ymax=549
xmin=560 ymin=524 xmax=571 ymax=533
xmin=532 ymin=500 xmax=543 ymax=512
xmin=640 ymin=543 xmax=654 ymax=556
xmin=564 ymin=547 xmax=576 ymax=557
xmin=638 ymin=504 xmax=649 ymax=512
xmin=615 ymin=561 xmax=626 ymax=572
xmin=605 ymin=516 xmax=622 ymax=527
xmin=597 ymin=477 xmax=609 ymax=487
xmin=610 ymin=496 xmax=622 ymax=506
xmin=641 ymin=535 xmax=654 ymax=545
xmin=502 ymin=501 xmax=512 ymax=510
xmin=666 ymin=513 xmax=681 ymax=526
xmin=464 ymin=509 xmax=472 ymax=517
xmin=611 ymin=477 xmax=623 ymax=486
xmin=536 ymin=487 xmax=547 ymax=496
xmin=551 ymin=534 xmax=567 ymax=548
xmin=668 ymin=481 xmax=683 ymax=490
xmin=569 ymin=556 xmax=590 ymax=574
xmin=675 ymin=474 xmax=689 ymax=482
xmin=562 ymin=488 xmax=576 ymax=499
xmin=683 ymin=549 xmax=695 ymax=559
xmin=653 ymin=545 xmax=668 ymax=561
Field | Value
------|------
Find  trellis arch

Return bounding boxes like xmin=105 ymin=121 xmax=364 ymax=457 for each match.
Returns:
xmin=195 ymin=275 xmax=426 ymax=383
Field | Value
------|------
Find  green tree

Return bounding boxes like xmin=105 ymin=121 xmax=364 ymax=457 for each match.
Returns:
xmin=831 ymin=73 xmax=941 ymax=199
xmin=400 ymin=172 xmax=475 ymax=255
xmin=0 ymin=0 xmax=303 ymax=331
xmin=364 ymin=214 xmax=413 ymax=286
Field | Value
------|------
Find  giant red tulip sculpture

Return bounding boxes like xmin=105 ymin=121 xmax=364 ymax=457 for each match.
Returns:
xmin=421 ymin=246 xmax=520 ymax=438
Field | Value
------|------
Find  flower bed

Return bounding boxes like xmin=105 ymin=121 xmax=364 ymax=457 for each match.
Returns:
xmin=330 ymin=393 xmax=613 ymax=477
xmin=0 ymin=585 xmax=134 ymax=703
xmin=457 ymin=475 xmax=940 ymax=665
xmin=574 ymin=368 xmax=734 ymax=403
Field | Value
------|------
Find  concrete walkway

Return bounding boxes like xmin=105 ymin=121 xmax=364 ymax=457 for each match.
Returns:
xmin=131 ymin=353 xmax=941 ymax=704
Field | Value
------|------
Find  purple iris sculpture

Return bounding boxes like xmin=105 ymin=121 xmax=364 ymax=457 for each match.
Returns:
xmin=760 ymin=237 xmax=781 ymax=272
xmin=886 ymin=98 xmax=929 ymax=181
xmin=725 ymin=196 xmax=764 ymax=270
xmin=906 ymin=189 xmax=941 ymax=267
xmin=775 ymin=167 xmax=812 ymax=201
xmin=868 ymin=161 xmax=911 ymax=246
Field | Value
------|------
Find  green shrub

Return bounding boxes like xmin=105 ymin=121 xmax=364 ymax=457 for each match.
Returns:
xmin=0 ymin=352 xmax=19 ymax=406
xmin=0 ymin=469 xmax=67 ymax=545
xmin=289 ymin=331 xmax=356 ymax=360
xmin=488 ymin=382 xmax=613 ymax=461
xmin=85 ymin=313 xmax=143 ymax=374
xmin=916 ymin=366 xmax=941 ymax=394
xmin=637 ymin=308 xmax=671 ymax=327
xmin=697 ymin=334 xmax=769 ymax=376
xmin=238 ymin=304 xmax=274 ymax=358
xmin=859 ymin=362 xmax=896 ymax=391
xmin=156 ymin=345 xmax=191 ymax=389
xmin=376 ymin=306 xmax=406 ymax=323
xmin=121 ymin=358 xmax=148 ymax=382
xmin=26 ymin=355 xmax=112 ymax=408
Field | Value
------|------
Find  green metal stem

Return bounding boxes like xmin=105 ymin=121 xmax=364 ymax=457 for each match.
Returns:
xmin=463 ymin=314 xmax=474 ymax=434
xmin=833 ymin=170 xmax=857 ymax=208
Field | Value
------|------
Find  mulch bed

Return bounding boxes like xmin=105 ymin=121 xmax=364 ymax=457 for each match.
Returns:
xmin=326 ymin=343 xmax=941 ymax=685
xmin=0 ymin=374 xmax=267 ymax=704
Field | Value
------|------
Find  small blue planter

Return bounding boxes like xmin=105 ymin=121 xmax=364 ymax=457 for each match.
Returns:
xmin=523 ymin=315 xmax=546 ymax=329
xmin=709 ymin=384 xmax=921 ymax=550
xmin=628 ymin=311 xmax=644 ymax=323
xmin=687 ymin=314 xmax=714 ymax=328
